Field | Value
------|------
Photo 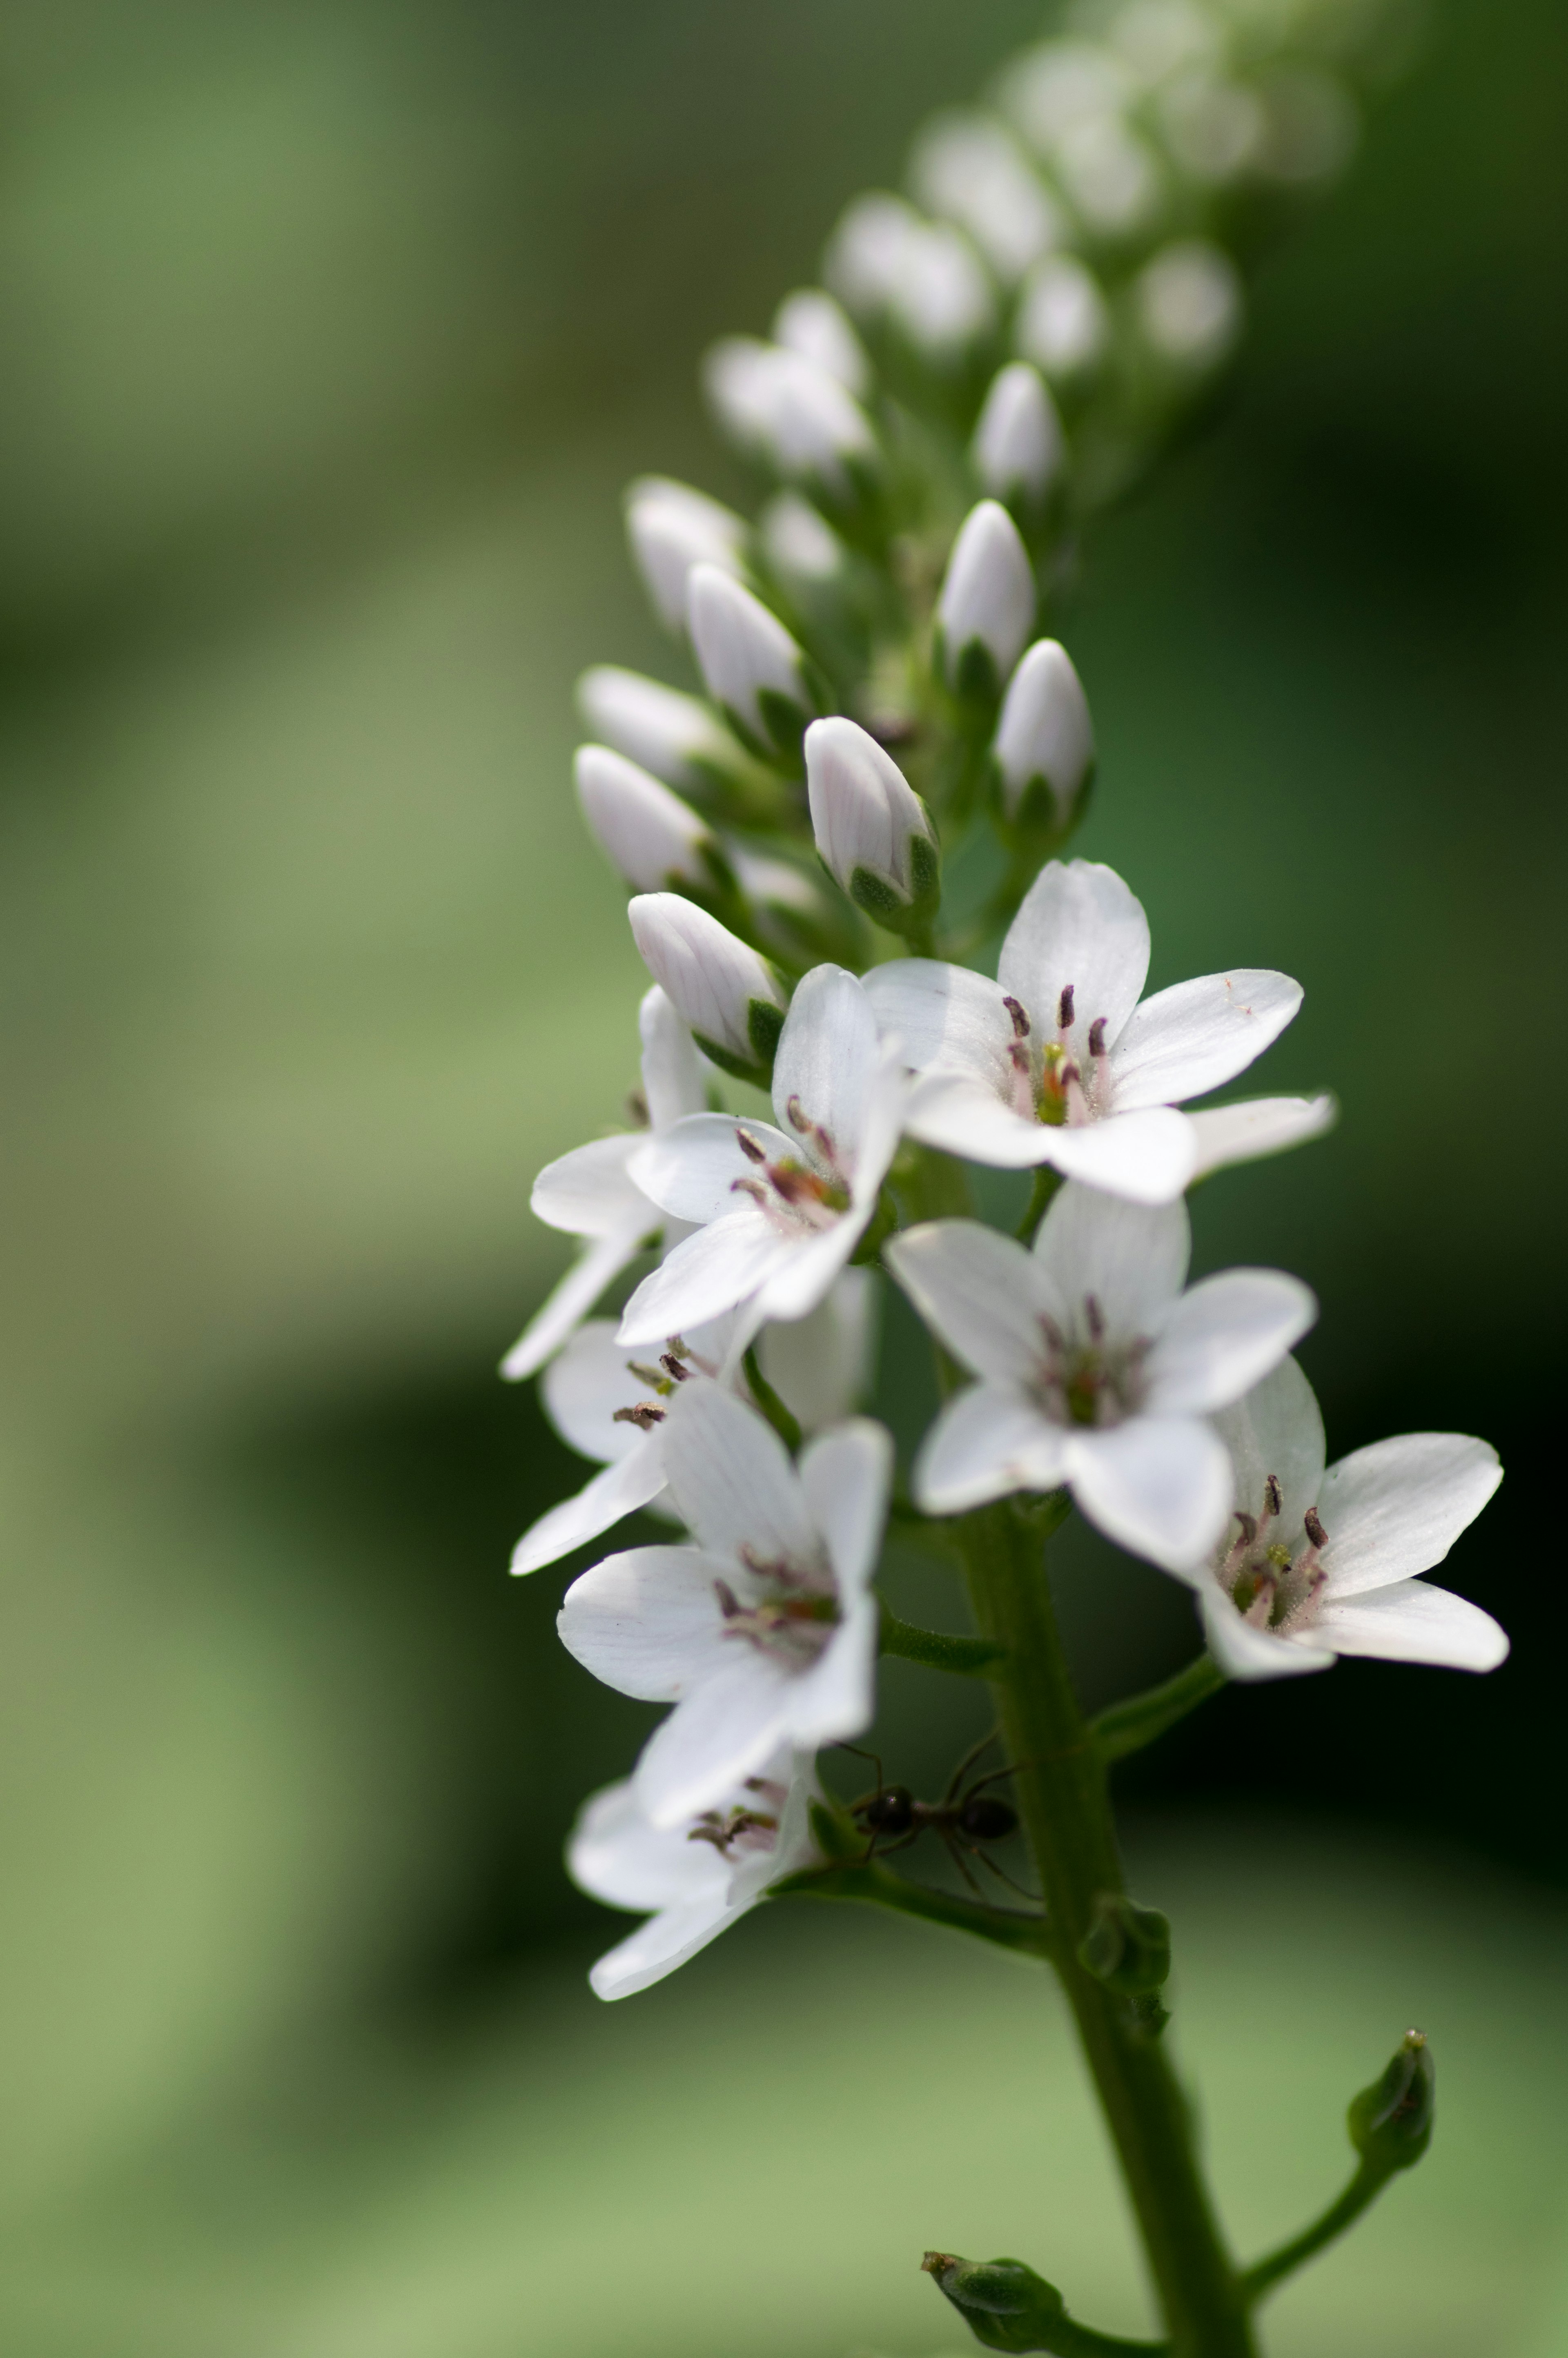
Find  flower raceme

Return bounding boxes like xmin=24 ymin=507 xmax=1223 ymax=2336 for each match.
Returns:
xmin=558 ymin=1381 xmax=892 ymax=1826
xmin=865 ymin=858 xmax=1333 ymax=1204
xmin=1178 ymin=1355 xmax=1507 ymax=1679
xmin=887 ymin=1182 xmax=1316 ymax=1571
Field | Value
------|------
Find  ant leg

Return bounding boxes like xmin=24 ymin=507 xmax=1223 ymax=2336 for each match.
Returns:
xmin=941 ymin=1831 xmax=988 ymax=1900
xmin=963 ymin=1760 xmax=1029 ymax=1798
xmin=836 ymin=1741 xmax=886 ymax=1817
xmin=969 ymin=1844 xmax=1044 ymax=1907
xmin=942 ymin=1729 xmax=1001 ymax=1808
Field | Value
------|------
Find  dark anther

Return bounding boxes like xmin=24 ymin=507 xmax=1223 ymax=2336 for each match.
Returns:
xmin=736 ymin=1126 xmax=767 ymax=1164
xmin=1304 ymin=1506 xmax=1329 ymax=1548
xmin=1088 ymin=1016 xmax=1107 ymax=1058
xmin=1004 ymin=994 xmax=1031 ymax=1040
xmin=713 ymin=1578 xmax=743 ymax=1620
xmin=625 ymin=1087 xmax=650 ymax=1127
xmin=613 ymin=1403 xmax=665 ymax=1430
xmin=1085 ymin=1292 xmax=1105 ymax=1340
xmin=660 ymin=1352 xmax=692 ymax=1383
xmin=1058 ymin=983 xmax=1076 ymax=1031
xmin=1264 ymin=1473 xmax=1283 ymax=1518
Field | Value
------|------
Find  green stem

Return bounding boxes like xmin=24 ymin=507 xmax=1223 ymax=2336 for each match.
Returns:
xmin=958 ymin=1502 xmax=1256 ymax=2358
xmin=1017 ymin=1162 xmax=1062 ymax=1242
xmin=773 ymin=1859 xmax=1051 ymax=1960
xmin=1092 ymin=1657 xmax=1226 ymax=1764
xmin=1241 ymin=2163 xmax=1388 ymax=2307
xmin=879 ymin=1601 xmax=1007 ymax=1677
xmin=742 ymin=1346 xmax=802 ymax=1452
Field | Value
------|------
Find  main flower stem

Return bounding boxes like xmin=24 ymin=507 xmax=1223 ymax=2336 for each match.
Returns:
xmin=958 ymin=1502 xmax=1256 ymax=2358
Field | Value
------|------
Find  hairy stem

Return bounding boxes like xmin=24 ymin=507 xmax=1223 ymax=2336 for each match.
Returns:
xmin=774 ymin=1859 xmax=1051 ymax=1960
xmin=958 ymin=1502 xmax=1256 ymax=2358
xmin=879 ymin=1601 xmax=1008 ymax=1676
xmin=1093 ymin=1657 xmax=1226 ymax=1764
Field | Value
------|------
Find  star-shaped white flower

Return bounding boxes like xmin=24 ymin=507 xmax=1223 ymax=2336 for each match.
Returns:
xmin=568 ymin=1748 xmax=820 ymax=2000
xmin=617 ymin=964 xmax=906 ymax=1352
xmin=501 ymin=987 xmax=706 ymax=1381
xmin=510 ymin=1271 xmax=878 ymax=1577
xmin=1178 ymin=1355 xmax=1507 ymax=1680
xmin=887 ymin=1182 xmax=1315 ymax=1570
xmin=558 ymin=1382 xmax=891 ymax=1826
xmin=864 ymin=858 xmax=1333 ymax=1205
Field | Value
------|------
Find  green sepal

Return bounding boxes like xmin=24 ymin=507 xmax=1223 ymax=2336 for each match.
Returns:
xmin=921 ymin=2253 xmax=1162 ymax=2356
xmin=806 ymin=1797 xmax=864 ymax=1864
xmin=1348 ymin=2031 xmax=1434 ymax=2176
xmin=1077 ymin=1893 xmax=1171 ymax=1996
xmin=691 ymin=1009 xmax=778 ymax=1086
xmin=756 ymin=684 xmax=813 ymax=766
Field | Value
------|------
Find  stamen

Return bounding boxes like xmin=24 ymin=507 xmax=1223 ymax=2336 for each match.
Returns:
xmin=625 ymin=1087 xmax=650 ymax=1127
xmin=1303 ymin=1506 xmax=1328 ymax=1549
xmin=1233 ymin=1510 xmax=1257 ymax=1546
xmin=613 ymin=1403 xmax=665 ymax=1431
xmin=1084 ymin=1293 xmax=1105 ymax=1341
xmin=1057 ymin=983 xmax=1076 ymax=1032
xmin=626 ymin=1360 xmax=664 ymax=1387
xmin=1003 ymin=995 xmax=1031 ymax=1040
xmin=714 ymin=1577 xmax=743 ymax=1619
xmin=786 ymin=1094 xmax=839 ymax=1165
xmin=1087 ymin=1016 xmax=1107 ymax=1059
xmin=736 ymin=1126 xmax=767 ymax=1164
xmin=660 ymin=1352 xmax=692 ymax=1383
xmin=1263 ymin=1473 xmax=1283 ymax=1519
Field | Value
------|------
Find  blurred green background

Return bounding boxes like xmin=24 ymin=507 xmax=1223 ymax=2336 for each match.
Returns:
xmin=0 ymin=2 xmax=1564 ymax=2351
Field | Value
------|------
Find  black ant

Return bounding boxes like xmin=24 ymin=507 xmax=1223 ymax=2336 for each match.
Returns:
xmin=840 ymin=1733 xmax=1037 ymax=1902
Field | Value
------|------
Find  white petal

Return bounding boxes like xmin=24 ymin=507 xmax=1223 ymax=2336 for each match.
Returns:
xmin=617 ymin=1210 xmax=796 ymax=1347
xmin=885 ymin=1220 xmax=1051 ymax=1385
xmin=588 ymin=1894 xmax=750 ymax=2000
xmin=756 ymin=1267 xmax=878 ymax=1431
xmin=1040 ymin=1106 xmax=1198 ymax=1204
xmin=530 ymin=1133 xmax=647 ymax=1237
xmin=753 ymin=1219 xmax=866 ymax=1327
xmin=1066 ymin=1416 xmax=1233 ymax=1570
xmin=1312 ymin=1579 xmax=1509 ymax=1672
xmin=630 ymin=1113 xmax=796 ymax=1224
xmin=785 ymin=1592 xmax=879 ymax=1748
xmin=1209 ymin=1354 xmax=1326 ymax=1543
xmin=998 ymin=859 xmax=1150 ymax=1052
xmin=1110 ymin=971 xmax=1303 ymax=1110
xmin=639 ymin=985 xmax=710 ymax=1131
xmin=633 ymin=1650 xmax=795 ymax=1826
xmin=862 ymin=959 xmax=1016 ymax=1087
xmin=499 ymin=1224 xmax=648 ymax=1381
xmin=771 ymin=965 xmax=882 ymax=1174
xmin=903 ymin=1072 xmax=1058 ymax=1167
xmin=1186 ymin=1094 xmax=1338 ymax=1181
xmin=915 ymin=1383 xmax=1070 ymax=1512
xmin=557 ymin=1546 xmax=735 ymax=1700
xmin=1143 ymin=1269 xmax=1316 ymax=1415
xmin=511 ymin=1447 xmax=670 ymax=1578
xmin=568 ymin=1778 xmax=729 ymax=1913
xmin=800 ymin=1418 xmax=894 ymax=1599
xmin=1315 ymin=1434 xmax=1503 ymax=1598
xmin=541 ymin=1319 xmax=652 ymax=1462
xmin=1032 ymin=1183 xmax=1189 ymax=1340
xmin=1199 ymin=1590 xmax=1335 ymax=1681
xmin=658 ymin=1381 xmax=818 ymax=1565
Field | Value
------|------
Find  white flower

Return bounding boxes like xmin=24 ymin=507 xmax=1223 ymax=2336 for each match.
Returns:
xmin=993 ymin=640 xmax=1095 ymax=826
xmin=511 ymin=1270 xmax=879 ymax=1576
xmin=575 ymin=745 xmax=717 ymax=894
xmin=576 ymin=664 xmax=742 ymax=795
xmin=1015 ymin=254 xmax=1110 ymax=382
xmin=624 ymin=476 xmax=748 ymax=634
xmin=568 ymin=1749 xmax=821 ymax=1999
xmin=501 ymin=987 xmax=708 ymax=1381
xmin=617 ymin=965 xmax=906 ymax=1351
xmin=804 ymin=715 xmax=938 ymax=923
xmin=824 ymin=193 xmax=995 ymax=359
xmin=703 ymin=335 xmax=877 ymax=492
xmin=864 ymin=858 xmax=1333 ymax=1204
xmin=972 ymin=363 xmax=1065 ymax=505
xmin=1180 ymin=1356 xmax=1507 ymax=1680
xmin=1136 ymin=240 xmax=1242 ymax=370
xmin=628 ymin=891 xmax=788 ymax=1078
xmin=686 ymin=563 xmax=812 ymax=750
xmin=772 ymin=288 xmax=870 ymax=396
xmin=888 ymin=1184 xmax=1315 ymax=1570
xmin=909 ymin=111 xmax=1065 ymax=284
xmin=558 ymin=1380 xmax=893 ymax=1823
xmin=937 ymin=500 xmax=1036 ymax=691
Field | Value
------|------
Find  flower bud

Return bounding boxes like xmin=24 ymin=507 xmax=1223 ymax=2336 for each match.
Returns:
xmin=1348 ymin=2031 xmax=1434 ymax=2179
xmin=772 ymin=288 xmax=869 ymax=395
xmin=1136 ymin=239 xmax=1242 ymax=372
xmin=576 ymin=665 xmax=740 ymax=795
xmin=1000 ymin=40 xmax=1132 ymax=155
xmin=910 ymin=111 xmax=1065 ymax=285
xmin=730 ymin=845 xmax=865 ymax=969
xmin=805 ymin=716 xmax=939 ymax=937
xmin=993 ymin=639 xmax=1095 ymax=839
xmin=936 ymin=500 xmax=1036 ymax=698
xmin=824 ymin=193 xmax=994 ymax=361
xmin=760 ymin=492 xmax=844 ymax=586
xmin=1051 ymin=114 xmax=1165 ymax=239
xmin=628 ymin=892 xmax=788 ymax=1080
xmin=686 ymin=563 xmax=812 ymax=758
xmin=921 ymin=2253 xmax=1068 ymax=2355
xmin=624 ymin=476 xmax=747 ymax=634
xmin=1077 ymin=1892 xmax=1170 ymax=1996
xmin=972 ymin=362 xmax=1065 ymax=505
xmin=574 ymin=746 xmax=723 ymax=896
xmin=1015 ymin=253 xmax=1110 ymax=383
xmin=703 ymin=335 xmax=876 ymax=493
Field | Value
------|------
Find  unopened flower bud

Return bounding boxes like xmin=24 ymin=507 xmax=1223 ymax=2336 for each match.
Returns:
xmin=1136 ymin=240 xmax=1242 ymax=372
xmin=825 ymin=193 xmax=994 ymax=361
xmin=972 ymin=362 xmax=1065 ymax=505
xmin=624 ymin=476 xmax=747 ymax=634
xmin=703 ymin=336 xmax=876 ymax=493
xmin=909 ymin=111 xmax=1065 ymax=285
xmin=936 ymin=500 xmax=1036 ymax=698
xmin=760 ymin=492 xmax=844 ymax=586
xmin=575 ymin=746 xmax=724 ymax=896
xmin=1000 ymin=40 xmax=1132 ymax=155
xmin=1077 ymin=1892 xmax=1171 ymax=1996
xmin=805 ymin=717 xmax=939 ymax=937
xmin=628 ymin=892 xmax=788 ymax=1080
xmin=1015 ymin=253 xmax=1110 ymax=383
xmin=686 ymin=564 xmax=812 ymax=758
xmin=772 ymin=288 xmax=869 ymax=396
xmin=1054 ymin=114 xmax=1165 ymax=239
xmin=993 ymin=639 xmax=1095 ymax=840
xmin=576 ymin=665 xmax=740 ymax=796
xmin=921 ymin=2252 xmax=1069 ymax=2355
xmin=1348 ymin=2031 xmax=1434 ymax=2178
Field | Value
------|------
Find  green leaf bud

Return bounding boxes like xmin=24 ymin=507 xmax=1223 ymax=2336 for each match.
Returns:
xmin=1077 ymin=1893 xmax=1171 ymax=1996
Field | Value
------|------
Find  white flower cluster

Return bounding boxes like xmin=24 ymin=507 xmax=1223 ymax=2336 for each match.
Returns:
xmin=502 ymin=0 xmax=1502 ymax=2002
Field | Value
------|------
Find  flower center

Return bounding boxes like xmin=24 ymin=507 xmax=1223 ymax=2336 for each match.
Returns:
xmin=714 ymin=1543 xmax=840 ymax=1668
xmin=1218 ymin=1475 xmax=1330 ymax=1631
xmin=1002 ymin=989 xmax=1113 ymax=1129
xmin=730 ymin=1102 xmax=852 ymax=1236
xmin=1036 ymin=1294 xmax=1148 ymax=1427
xmin=686 ymin=1776 xmax=786 ymax=1857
